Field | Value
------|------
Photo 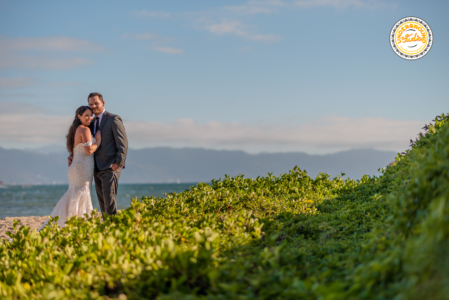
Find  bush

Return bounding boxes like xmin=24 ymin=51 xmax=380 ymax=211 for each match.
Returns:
xmin=1 ymin=113 xmax=448 ymax=300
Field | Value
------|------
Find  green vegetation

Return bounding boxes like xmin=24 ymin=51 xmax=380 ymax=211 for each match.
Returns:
xmin=1 ymin=113 xmax=449 ymax=300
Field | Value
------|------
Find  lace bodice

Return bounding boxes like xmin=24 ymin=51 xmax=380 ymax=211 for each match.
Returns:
xmin=73 ymin=137 xmax=97 ymax=154
xmin=70 ymin=137 xmax=95 ymax=187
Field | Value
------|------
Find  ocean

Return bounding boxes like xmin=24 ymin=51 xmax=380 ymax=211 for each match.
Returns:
xmin=0 ymin=183 xmax=199 ymax=218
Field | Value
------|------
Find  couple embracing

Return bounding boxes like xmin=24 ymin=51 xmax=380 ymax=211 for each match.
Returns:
xmin=40 ymin=92 xmax=128 ymax=229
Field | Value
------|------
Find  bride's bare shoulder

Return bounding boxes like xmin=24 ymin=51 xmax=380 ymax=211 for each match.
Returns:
xmin=75 ymin=125 xmax=90 ymax=133
xmin=75 ymin=125 xmax=91 ymax=139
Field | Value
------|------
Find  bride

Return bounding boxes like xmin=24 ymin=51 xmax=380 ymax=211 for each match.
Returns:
xmin=39 ymin=106 xmax=102 ymax=229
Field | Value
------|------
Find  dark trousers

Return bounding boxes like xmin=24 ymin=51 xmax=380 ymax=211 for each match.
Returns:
xmin=94 ymin=165 xmax=121 ymax=216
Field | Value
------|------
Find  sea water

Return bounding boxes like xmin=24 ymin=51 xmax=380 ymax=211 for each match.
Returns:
xmin=0 ymin=183 xmax=199 ymax=218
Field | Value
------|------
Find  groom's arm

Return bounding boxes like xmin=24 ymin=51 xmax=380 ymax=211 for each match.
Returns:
xmin=111 ymin=115 xmax=128 ymax=168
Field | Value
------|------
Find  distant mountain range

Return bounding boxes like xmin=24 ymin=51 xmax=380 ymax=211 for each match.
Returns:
xmin=0 ymin=147 xmax=397 ymax=185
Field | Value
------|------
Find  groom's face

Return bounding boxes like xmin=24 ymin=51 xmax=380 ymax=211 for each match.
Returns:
xmin=88 ymin=96 xmax=105 ymax=115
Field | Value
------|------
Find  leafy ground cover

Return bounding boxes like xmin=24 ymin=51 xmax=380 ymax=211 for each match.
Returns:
xmin=1 ymin=113 xmax=449 ymax=300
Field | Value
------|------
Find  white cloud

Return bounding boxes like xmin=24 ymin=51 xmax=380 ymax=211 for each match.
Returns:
xmin=207 ymin=21 xmax=247 ymax=35
xmin=0 ymin=36 xmax=106 ymax=52
xmin=248 ymin=0 xmax=286 ymax=5
xmin=0 ymin=102 xmax=71 ymax=146
xmin=0 ymin=102 xmax=43 ymax=114
xmin=0 ymin=93 xmax=37 ymax=100
xmin=124 ymin=116 xmax=423 ymax=151
xmin=0 ymin=103 xmax=424 ymax=153
xmin=0 ymin=36 xmax=106 ymax=70
xmin=134 ymin=33 xmax=159 ymax=40
xmin=131 ymin=10 xmax=170 ymax=18
xmin=0 ymin=56 xmax=93 ymax=70
xmin=153 ymin=46 xmax=184 ymax=54
xmin=220 ymin=0 xmax=396 ymax=18
xmin=0 ymin=77 xmax=35 ymax=89
xmin=123 ymin=33 xmax=181 ymax=53
xmin=122 ymin=32 xmax=176 ymax=42
xmin=48 ymin=82 xmax=82 ymax=87
xmin=206 ymin=20 xmax=281 ymax=43
xmin=293 ymin=0 xmax=395 ymax=9
xmin=224 ymin=5 xmax=273 ymax=14
xmin=123 ymin=33 xmax=160 ymax=40
xmin=246 ymin=0 xmax=394 ymax=9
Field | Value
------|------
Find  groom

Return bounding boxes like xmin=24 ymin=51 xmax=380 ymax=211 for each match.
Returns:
xmin=69 ymin=92 xmax=128 ymax=217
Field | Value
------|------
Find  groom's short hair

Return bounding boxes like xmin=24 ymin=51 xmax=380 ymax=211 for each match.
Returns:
xmin=88 ymin=92 xmax=103 ymax=102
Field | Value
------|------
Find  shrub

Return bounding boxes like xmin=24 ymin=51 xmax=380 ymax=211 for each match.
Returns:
xmin=1 ymin=113 xmax=448 ymax=300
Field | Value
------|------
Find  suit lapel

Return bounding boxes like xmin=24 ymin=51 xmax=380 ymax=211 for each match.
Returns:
xmin=100 ymin=111 xmax=109 ymax=131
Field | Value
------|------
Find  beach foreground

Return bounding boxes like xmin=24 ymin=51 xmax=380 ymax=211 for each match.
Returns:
xmin=0 ymin=216 xmax=48 ymax=240
xmin=0 ymin=212 xmax=105 ymax=240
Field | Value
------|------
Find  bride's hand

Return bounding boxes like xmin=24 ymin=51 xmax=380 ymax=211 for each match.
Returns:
xmin=95 ymin=130 xmax=101 ymax=142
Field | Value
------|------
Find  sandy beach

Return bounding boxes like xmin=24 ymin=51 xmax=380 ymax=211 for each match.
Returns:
xmin=0 ymin=212 xmax=106 ymax=240
xmin=0 ymin=216 xmax=48 ymax=240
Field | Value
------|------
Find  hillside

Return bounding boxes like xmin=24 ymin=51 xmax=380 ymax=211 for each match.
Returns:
xmin=0 ymin=147 xmax=396 ymax=184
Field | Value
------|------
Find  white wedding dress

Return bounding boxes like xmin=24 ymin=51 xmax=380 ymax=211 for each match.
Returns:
xmin=39 ymin=138 xmax=96 ymax=229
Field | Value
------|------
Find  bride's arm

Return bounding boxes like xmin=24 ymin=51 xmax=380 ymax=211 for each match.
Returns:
xmin=81 ymin=127 xmax=101 ymax=155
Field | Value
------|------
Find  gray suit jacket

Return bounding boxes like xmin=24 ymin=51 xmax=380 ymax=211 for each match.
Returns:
xmin=91 ymin=111 xmax=128 ymax=171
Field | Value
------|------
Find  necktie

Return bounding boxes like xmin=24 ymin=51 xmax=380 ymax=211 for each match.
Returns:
xmin=95 ymin=117 xmax=100 ymax=134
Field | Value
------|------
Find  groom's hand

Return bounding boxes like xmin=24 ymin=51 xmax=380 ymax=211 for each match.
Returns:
xmin=111 ymin=163 xmax=120 ymax=171
xmin=68 ymin=155 xmax=73 ymax=167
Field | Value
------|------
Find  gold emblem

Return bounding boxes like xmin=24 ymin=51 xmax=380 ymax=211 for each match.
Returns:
xmin=390 ymin=17 xmax=433 ymax=60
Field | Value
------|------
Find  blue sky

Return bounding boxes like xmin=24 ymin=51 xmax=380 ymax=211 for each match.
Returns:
xmin=0 ymin=0 xmax=448 ymax=153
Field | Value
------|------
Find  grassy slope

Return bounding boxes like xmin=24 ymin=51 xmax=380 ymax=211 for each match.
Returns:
xmin=1 ymin=113 xmax=448 ymax=300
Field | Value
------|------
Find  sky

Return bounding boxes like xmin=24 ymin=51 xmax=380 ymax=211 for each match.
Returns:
xmin=0 ymin=0 xmax=448 ymax=154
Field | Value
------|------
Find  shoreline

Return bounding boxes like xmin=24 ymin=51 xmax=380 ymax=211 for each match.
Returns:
xmin=0 ymin=216 xmax=48 ymax=240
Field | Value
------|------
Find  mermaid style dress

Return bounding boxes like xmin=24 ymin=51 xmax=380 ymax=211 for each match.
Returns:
xmin=39 ymin=139 xmax=96 ymax=229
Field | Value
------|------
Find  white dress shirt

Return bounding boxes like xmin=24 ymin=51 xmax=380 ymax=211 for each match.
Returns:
xmin=94 ymin=109 xmax=106 ymax=133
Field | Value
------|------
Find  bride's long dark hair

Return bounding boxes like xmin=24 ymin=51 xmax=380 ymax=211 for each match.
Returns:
xmin=67 ymin=106 xmax=93 ymax=154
